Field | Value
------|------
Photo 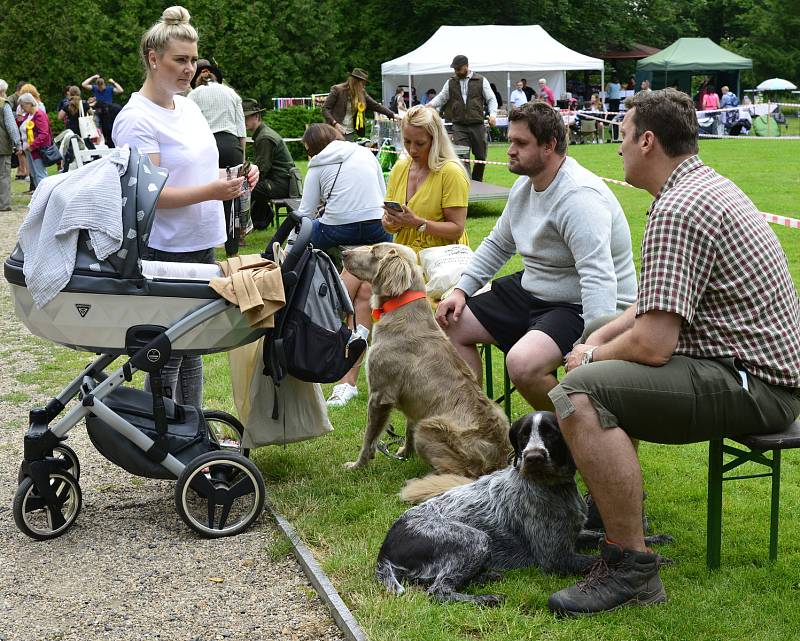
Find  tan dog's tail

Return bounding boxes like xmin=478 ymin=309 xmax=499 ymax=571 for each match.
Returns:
xmin=399 ymin=473 xmax=473 ymax=504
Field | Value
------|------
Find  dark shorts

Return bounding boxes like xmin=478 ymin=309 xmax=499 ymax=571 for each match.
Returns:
xmin=549 ymin=356 xmax=800 ymax=444
xmin=466 ymin=271 xmax=584 ymax=355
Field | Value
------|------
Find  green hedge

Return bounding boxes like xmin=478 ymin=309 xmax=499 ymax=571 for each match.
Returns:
xmin=263 ymin=106 xmax=324 ymax=160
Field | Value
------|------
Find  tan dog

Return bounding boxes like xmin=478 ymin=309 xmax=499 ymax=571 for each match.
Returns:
xmin=341 ymin=243 xmax=510 ymax=476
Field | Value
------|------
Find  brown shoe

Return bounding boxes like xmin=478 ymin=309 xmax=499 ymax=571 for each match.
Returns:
xmin=548 ymin=540 xmax=666 ymax=616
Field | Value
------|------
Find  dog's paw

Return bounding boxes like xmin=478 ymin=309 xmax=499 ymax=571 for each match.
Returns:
xmin=395 ymin=446 xmax=411 ymax=459
xmin=344 ymin=460 xmax=366 ymax=470
xmin=474 ymin=594 xmax=504 ymax=607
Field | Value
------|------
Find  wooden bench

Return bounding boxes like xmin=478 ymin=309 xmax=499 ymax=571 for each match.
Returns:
xmin=706 ymin=421 xmax=800 ymax=568
xmin=481 ymin=344 xmax=800 ymax=568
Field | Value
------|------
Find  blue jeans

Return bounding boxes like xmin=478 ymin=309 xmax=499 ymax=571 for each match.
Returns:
xmin=27 ymin=152 xmax=48 ymax=189
xmin=141 ymin=246 xmax=216 ymax=413
xmin=309 ymin=219 xmax=392 ymax=251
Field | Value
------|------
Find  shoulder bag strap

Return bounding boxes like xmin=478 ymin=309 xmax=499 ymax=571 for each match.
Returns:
xmin=323 ymin=162 xmax=343 ymax=205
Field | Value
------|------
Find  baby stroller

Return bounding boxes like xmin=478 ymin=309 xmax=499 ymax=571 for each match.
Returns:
xmin=4 ymin=148 xmax=314 ymax=540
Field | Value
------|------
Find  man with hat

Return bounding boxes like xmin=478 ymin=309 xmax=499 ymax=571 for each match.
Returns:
xmin=426 ymin=54 xmax=497 ymax=181
xmin=322 ymin=67 xmax=399 ymax=141
xmin=243 ymin=98 xmax=302 ymax=229
xmin=188 ymin=59 xmax=247 ymax=256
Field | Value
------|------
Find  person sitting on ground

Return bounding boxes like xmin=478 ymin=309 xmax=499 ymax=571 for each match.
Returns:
xmin=326 ymin=105 xmax=470 ymax=408
xmin=322 ymin=68 xmax=400 ymax=141
xmin=242 ymin=98 xmax=301 ymax=229
xmin=435 ymin=101 xmax=637 ymax=413
xmin=546 ymin=87 xmax=800 ymax=617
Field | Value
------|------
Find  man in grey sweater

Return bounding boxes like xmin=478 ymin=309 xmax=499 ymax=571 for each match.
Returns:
xmin=435 ymin=102 xmax=637 ymax=411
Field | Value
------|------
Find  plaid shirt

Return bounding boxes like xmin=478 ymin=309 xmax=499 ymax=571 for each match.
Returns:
xmin=638 ymin=156 xmax=800 ymax=388
xmin=187 ymin=82 xmax=246 ymax=138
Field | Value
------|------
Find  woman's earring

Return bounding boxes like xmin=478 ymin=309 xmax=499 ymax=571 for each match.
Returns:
xmin=152 ymin=65 xmax=157 ymax=69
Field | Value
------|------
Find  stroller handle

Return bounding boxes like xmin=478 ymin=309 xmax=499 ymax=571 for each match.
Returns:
xmin=262 ymin=212 xmax=313 ymax=273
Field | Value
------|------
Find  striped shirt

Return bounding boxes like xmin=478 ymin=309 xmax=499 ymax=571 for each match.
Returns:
xmin=187 ymin=82 xmax=246 ymax=138
xmin=637 ymin=155 xmax=800 ymax=388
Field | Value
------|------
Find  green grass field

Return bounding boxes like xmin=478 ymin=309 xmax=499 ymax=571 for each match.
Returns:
xmin=10 ymin=138 xmax=800 ymax=640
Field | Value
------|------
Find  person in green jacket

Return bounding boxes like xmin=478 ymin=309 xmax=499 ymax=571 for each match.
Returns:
xmin=243 ymin=98 xmax=302 ymax=228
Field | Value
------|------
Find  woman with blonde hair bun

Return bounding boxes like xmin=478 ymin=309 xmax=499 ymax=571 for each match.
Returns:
xmin=382 ymin=104 xmax=469 ymax=252
xmin=112 ymin=5 xmax=259 ymax=412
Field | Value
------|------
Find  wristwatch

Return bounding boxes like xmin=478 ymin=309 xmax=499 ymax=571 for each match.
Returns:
xmin=416 ymin=221 xmax=427 ymax=233
xmin=581 ymin=346 xmax=598 ymax=366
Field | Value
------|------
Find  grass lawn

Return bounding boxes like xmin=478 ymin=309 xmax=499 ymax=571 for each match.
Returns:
xmin=10 ymin=139 xmax=800 ymax=640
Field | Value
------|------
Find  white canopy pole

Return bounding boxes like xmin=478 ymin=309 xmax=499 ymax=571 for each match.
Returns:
xmin=506 ymin=71 xmax=511 ymax=109
xmin=408 ymin=64 xmax=412 ymax=107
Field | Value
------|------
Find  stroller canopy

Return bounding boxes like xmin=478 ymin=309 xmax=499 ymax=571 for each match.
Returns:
xmin=110 ymin=147 xmax=168 ymax=279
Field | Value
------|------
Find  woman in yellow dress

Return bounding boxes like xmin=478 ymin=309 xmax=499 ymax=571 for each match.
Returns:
xmin=326 ymin=105 xmax=470 ymax=407
xmin=382 ymin=105 xmax=469 ymax=251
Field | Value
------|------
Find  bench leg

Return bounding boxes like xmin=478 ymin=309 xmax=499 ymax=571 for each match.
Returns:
xmin=706 ymin=438 xmax=724 ymax=569
xmin=483 ymin=344 xmax=493 ymax=399
xmin=769 ymin=449 xmax=781 ymax=561
xmin=503 ymin=353 xmax=512 ymax=419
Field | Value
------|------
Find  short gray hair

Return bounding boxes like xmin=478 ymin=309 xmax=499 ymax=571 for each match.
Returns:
xmin=0 ymin=79 xmax=8 ymax=94
xmin=18 ymin=92 xmax=36 ymax=106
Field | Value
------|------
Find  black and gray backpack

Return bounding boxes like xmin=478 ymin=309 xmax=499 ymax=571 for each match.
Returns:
xmin=262 ymin=214 xmax=367 ymax=389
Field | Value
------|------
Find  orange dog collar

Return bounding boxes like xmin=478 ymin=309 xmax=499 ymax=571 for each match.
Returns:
xmin=371 ymin=290 xmax=427 ymax=322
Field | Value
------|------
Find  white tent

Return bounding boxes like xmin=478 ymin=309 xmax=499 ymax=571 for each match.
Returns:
xmin=380 ymin=25 xmax=604 ymax=106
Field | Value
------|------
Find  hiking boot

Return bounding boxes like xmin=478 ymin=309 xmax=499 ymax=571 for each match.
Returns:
xmin=326 ymin=383 xmax=358 ymax=407
xmin=548 ymin=540 xmax=666 ymax=616
xmin=584 ymin=492 xmax=649 ymax=533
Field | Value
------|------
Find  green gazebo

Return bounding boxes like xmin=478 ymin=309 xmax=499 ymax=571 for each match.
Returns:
xmin=637 ymin=37 xmax=752 ymax=97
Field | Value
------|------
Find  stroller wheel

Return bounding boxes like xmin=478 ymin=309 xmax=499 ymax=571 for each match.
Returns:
xmin=18 ymin=443 xmax=81 ymax=485
xmin=175 ymin=451 xmax=265 ymax=538
xmin=203 ymin=410 xmax=250 ymax=458
xmin=13 ymin=470 xmax=82 ymax=540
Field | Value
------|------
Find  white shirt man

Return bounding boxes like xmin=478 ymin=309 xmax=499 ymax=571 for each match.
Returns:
xmin=510 ymin=81 xmax=528 ymax=108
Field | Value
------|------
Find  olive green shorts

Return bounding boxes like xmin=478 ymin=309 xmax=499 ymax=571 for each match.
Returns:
xmin=548 ymin=356 xmax=800 ymax=444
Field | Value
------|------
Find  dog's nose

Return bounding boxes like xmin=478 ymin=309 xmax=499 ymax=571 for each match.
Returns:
xmin=523 ymin=448 xmax=547 ymax=465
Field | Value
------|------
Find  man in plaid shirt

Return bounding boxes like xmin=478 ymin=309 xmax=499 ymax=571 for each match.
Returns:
xmin=546 ymin=89 xmax=800 ymax=616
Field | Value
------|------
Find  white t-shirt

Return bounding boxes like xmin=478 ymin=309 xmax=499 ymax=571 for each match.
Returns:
xmin=112 ymin=92 xmax=225 ymax=252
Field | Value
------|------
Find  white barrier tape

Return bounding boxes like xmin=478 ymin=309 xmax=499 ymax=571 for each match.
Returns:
xmin=698 ymin=133 xmax=800 ymax=140
xmin=282 ymin=139 xmax=799 ymax=230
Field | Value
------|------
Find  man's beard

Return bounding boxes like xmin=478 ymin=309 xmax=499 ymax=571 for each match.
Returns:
xmin=509 ymin=155 xmax=545 ymax=177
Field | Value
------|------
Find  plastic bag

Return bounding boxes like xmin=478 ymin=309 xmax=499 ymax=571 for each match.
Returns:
xmin=377 ymin=140 xmax=397 ymax=173
xmin=418 ymin=244 xmax=475 ymax=300
xmin=228 ymin=337 xmax=332 ymax=448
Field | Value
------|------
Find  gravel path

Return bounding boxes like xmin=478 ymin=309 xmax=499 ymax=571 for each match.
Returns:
xmin=0 ymin=203 xmax=346 ymax=641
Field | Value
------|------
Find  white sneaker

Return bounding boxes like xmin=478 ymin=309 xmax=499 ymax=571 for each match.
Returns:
xmin=327 ymin=383 xmax=358 ymax=407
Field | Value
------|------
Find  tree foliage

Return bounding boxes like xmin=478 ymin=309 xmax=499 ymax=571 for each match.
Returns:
xmin=0 ymin=0 xmax=795 ymax=111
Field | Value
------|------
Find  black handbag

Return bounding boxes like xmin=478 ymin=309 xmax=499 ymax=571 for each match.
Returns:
xmin=40 ymin=143 xmax=62 ymax=167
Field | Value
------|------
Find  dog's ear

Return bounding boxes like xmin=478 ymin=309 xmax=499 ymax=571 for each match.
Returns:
xmin=509 ymin=414 xmax=532 ymax=468
xmin=373 ymin=249 xmax=414 ymax=297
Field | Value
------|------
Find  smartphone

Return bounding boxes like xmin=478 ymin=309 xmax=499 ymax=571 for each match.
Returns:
xmin=384 ymin=201 xmax=403 ymax=211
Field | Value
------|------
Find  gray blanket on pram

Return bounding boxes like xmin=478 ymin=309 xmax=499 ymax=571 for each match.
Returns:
xmin=18 ymin=146 xmax=130 ymax=308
